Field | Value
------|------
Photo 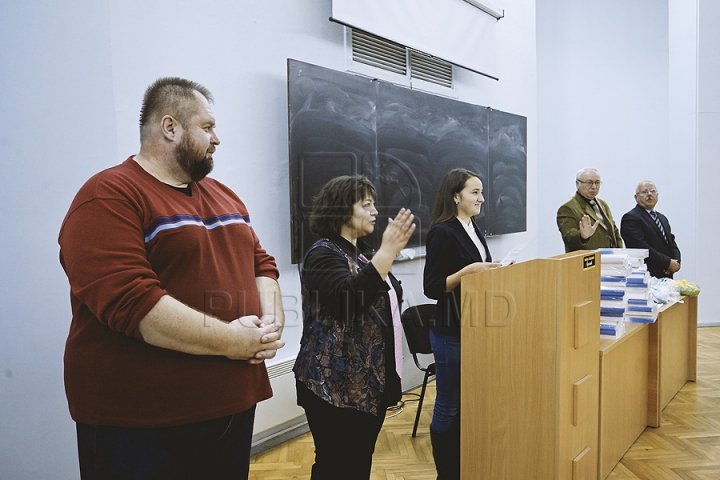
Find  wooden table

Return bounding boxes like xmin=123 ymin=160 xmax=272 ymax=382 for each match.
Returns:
xmin=597 ymin=295 xmax=698 ymax=479
xmin=647 ymin=295 xmax=698 ymax=427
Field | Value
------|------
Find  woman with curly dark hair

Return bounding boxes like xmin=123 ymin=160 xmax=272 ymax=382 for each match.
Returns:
xmin=293 ymin=175 xmax=415 ymax=480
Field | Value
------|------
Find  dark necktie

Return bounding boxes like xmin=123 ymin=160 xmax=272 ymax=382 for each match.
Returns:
xmin=589 ymin=200 xmax=607 ymax=230
xmin=649 ymin=211 xmax=668 ymax=243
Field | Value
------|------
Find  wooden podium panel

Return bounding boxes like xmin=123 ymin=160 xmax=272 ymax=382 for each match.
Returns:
xmin=461 ymin=251 xmax=600 ymax=480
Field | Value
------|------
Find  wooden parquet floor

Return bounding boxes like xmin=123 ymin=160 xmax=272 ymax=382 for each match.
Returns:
xmin=250 ymin=327 xmax=720 ymax=480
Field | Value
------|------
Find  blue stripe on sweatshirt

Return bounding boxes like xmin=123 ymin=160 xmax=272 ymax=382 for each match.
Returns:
xmin=144 ymin=214 xmax=251 ymax=243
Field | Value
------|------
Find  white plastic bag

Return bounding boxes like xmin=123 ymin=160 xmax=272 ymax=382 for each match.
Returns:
xmin=649 ymin=277 xmax=681 ymax=304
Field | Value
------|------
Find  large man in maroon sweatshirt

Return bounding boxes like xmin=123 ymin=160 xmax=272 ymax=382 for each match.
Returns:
xmin=59 ymin=77 xmax=285 ymax=479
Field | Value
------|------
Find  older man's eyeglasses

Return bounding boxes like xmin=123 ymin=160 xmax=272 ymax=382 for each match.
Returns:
xmin=638 ymin=189 xmax=658 ymax=195
xmin=578 ymin=180 xmax=602 ymax=186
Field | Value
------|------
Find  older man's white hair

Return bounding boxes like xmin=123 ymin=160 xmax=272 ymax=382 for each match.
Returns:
xmin=576 ymin=168 xmax=600 ymax=181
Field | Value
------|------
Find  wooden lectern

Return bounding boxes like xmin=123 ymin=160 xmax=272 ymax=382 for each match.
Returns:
xmin=460 ymin=251 xmax=601 ymax=480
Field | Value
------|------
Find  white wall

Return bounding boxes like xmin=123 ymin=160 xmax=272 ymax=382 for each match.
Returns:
xmin=0 ymin=0 xmax=537 ymax=478
xmin=669 ymin=0 xmax=699 ymax=303
xmin=697 ymin=0 xmax=720 ymax=325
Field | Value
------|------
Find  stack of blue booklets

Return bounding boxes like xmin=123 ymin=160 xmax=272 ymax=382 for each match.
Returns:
xmin=600 ymin=321 xmax=625 ymax=338
xmin=600 ymin=283 xmax=625 ymax=319
xmin=598 ymin=249 xmax=658 ymax=336
xmin=599 ymin=253 xmax=633 ymax=277
xmin=623 ymin=273 xmax=657 ymax=323
xmin=600 ymin=276 xmax=627 ymax=338
xmin=599 ymin=248 xmax=650 ymax=271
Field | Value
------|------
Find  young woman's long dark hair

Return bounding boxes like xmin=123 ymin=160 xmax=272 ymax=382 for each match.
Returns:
xmin=430 ymin=168 xmax=482 ymax=228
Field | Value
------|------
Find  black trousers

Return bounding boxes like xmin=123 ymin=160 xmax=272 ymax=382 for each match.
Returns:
xmin=76 ymin=406 xmax=256 ymax=480
xmin=300 ymin=387 xmax=387 ymax=480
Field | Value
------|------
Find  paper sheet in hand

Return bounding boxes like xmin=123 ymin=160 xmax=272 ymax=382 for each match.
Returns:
xmin=500 ymin=235 xmax=537 ymax=267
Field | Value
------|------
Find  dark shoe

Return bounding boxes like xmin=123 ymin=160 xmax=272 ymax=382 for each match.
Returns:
xmin=430 ymin=419 xmax=460 ymax=480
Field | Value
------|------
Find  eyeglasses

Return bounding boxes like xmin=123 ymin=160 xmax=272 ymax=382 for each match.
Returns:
xmin=577 ymin=180 xmax=602 ymax=186
xmin=638 ymin=189 xmax=658 ymax=195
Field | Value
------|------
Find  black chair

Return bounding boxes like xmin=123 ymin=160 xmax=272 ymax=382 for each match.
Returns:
xmin=400 ymin=304 xmax=436 ymax=437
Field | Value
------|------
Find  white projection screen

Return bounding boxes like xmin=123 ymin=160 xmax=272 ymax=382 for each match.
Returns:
xmin=331 ymin=0 xmax=500 ymax=79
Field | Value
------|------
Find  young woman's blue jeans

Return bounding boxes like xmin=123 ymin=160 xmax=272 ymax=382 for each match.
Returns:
xmin=429 ymin=329 xmax=461 ymax=433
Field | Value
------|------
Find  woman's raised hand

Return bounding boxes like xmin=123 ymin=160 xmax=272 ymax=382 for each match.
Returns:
xmin=371 ymin=208 xmax=416 ymax=278
xmin=381 ymin=208 xmax=416 ymax=256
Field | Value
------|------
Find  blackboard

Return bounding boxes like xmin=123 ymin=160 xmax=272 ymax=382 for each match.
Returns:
xmin=288 ymin=59 xmax=527 ymax=263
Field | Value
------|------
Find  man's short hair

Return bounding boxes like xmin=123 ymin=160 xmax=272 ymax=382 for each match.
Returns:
xmin=576 ymin=167 xmax=599 ymax=181
xmin=139 ymin=77 xmax=213 ymax=140
xmin=635 ymin=181 xmax=656 ymax=194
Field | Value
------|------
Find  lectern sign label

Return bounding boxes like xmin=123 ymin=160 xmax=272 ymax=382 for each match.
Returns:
xmin=583 ymin=254 xmax=596 ymax=269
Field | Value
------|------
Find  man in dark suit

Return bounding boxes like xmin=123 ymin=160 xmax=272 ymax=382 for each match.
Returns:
xmin=621 ymin=181 xmax=681 ymax=278
xmin=557 ymin=168 xmax=623 ymax=252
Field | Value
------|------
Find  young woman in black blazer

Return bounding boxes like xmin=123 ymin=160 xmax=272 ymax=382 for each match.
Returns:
xmin=423 ymin=168 xmax=500 ymax=479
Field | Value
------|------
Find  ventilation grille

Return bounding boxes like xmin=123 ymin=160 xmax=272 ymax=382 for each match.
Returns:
xmin=409 ymin=50 xmax=453 ymax=88
xmin=351 ymin=29 xmax=407 ymax=75
xmin=350 ymin=29 xmax=453 ymax=89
